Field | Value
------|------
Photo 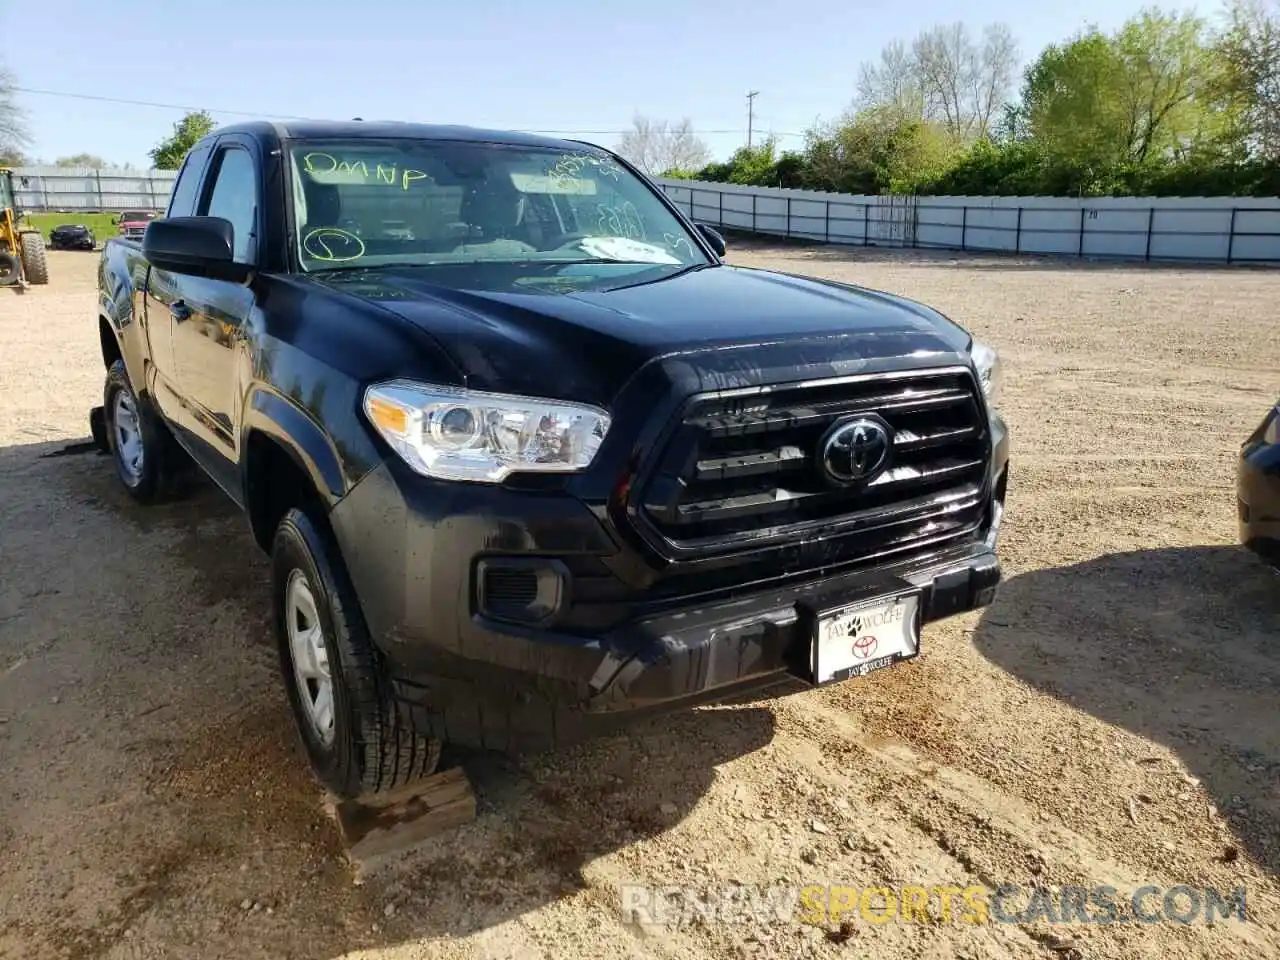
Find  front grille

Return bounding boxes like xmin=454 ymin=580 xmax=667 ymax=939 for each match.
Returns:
xmin=636 ymin=367 xmax=990 ymax=556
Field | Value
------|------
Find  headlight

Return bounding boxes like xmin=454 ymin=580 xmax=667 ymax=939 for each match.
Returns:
xmin=363 ymin=381 xmax=611 ymax=483
xmin=971 ymin=340 xmax=1002 ymax=409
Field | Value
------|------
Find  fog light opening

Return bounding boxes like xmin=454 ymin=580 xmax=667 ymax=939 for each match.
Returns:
xmin=475 ymin=557 xmax=569 ymax=625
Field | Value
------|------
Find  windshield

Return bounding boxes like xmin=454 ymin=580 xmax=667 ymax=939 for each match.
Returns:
xmin=120 ymin=211 xmax=152 ymax=222
xmin=286 ymin=138 xmax=710 ymax=275
xmin=0 ymin=173 xmax=13 ymax=211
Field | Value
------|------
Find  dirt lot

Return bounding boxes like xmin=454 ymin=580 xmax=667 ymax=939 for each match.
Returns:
xmin=1 ymin=244 xmax=1278 ymax=960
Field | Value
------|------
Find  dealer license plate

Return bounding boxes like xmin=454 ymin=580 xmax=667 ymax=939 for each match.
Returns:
xmin=812 ymin=591 xmax=921 ymax=685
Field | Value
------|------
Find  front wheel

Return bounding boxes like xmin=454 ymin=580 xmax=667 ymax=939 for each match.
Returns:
xmin=272 ymin=508 xmax=442 ymax=798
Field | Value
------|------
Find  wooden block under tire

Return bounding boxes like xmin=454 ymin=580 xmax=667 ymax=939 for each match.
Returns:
xmin=334 ymin=765 xmax=476 ymax=869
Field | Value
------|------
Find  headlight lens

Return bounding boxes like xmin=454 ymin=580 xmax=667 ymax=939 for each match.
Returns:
xmin=971 ymin=340 xmax=1002 ymax=409
xmin=363 ymin=381 xmax=611 ymax=483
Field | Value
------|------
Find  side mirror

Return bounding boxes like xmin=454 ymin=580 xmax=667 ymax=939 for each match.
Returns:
xmin=142 ymin=216 xmax=250 ymax=282
xmin=696 ymin=223 xmax=726 ymax=258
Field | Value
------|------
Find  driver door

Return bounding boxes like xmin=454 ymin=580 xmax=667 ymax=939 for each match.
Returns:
xmin=167 ymin=138 xmax=261 ymax=492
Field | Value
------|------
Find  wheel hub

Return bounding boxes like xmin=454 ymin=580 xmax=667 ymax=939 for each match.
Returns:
xmin=285 ymin=569 xmax=335 ymax=746
xmin=113 ymin=390 xmax=145 ymax=483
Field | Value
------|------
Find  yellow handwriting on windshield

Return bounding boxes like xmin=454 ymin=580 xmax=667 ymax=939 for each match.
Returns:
xmin=547 ymin=153 xmax=621 ymax=185
xmin=302 ymin=227 xmax=366 ymax=262
xmin=597 ymin=202 xmax=645 ymax=240
xmin=302 ymin=153 xmax=430 ymax=191
xmin=664 ymin=233 xmax=696 ymax=258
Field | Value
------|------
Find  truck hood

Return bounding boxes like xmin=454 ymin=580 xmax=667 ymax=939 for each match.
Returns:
xmin=316 ymin=262 xmax=974 ymax=407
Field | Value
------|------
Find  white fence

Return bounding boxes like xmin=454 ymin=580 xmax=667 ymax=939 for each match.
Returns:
xmin=655 ymin=178 xmax=1280 ymax=265
xmin=12 ymin=165 xmax=1279 ymax=263
xmin=11 ymin=166 xmax=178 ymax=212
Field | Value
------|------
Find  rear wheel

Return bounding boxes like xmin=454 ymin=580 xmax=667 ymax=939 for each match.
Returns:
xmin=18 ymin=232 xmax=49 ymax=284
xmin=272 ymin=507 xmax=442 ymax=798
xmin=0 ymin=252 xmax=18 ymax=286
xmin=103 ymin=359 xmax=184 ymax=503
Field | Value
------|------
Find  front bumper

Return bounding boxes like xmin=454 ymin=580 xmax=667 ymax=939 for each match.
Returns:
xmin=382 ymin=535 xmax=1001 ymax=753
xmin=329 ymin=415 xmax=1009 ymax=754
xmin=1238 ymin=405 xmax=1280 ymax=567
xmin=580 ymin=535 xmax=1001 ymax=711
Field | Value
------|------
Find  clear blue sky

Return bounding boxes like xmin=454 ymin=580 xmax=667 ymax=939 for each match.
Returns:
xmin=3 ymin=0 xmax=1218 ymax=169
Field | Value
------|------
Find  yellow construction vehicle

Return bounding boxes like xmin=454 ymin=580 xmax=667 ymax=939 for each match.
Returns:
xmin=0 ymin=167 xmax=50 ymax=287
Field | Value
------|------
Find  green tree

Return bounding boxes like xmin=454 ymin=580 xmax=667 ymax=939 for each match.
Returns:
xmin=695 ymin=139 xmax=789 ymax=186
xmin=1213 ymin=0 xmax=1280 ymax=159
xmin=1019 ymin=9 xmax=1216 ymax=170
xmin=149 ymin=110 xmax=216 ymax=170
xmin=802 ymin=108 xmax=960 ymax=194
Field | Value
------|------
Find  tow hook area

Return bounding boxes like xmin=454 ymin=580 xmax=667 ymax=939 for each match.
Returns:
xmin=89 ymin=405 xmax=109 ymax=453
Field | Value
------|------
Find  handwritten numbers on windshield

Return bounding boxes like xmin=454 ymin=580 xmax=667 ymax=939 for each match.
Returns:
xmin=596 ymin=202 xmax=646 ymax=241
xmin=302 ymin=153 xmax=431 ymax=191
xmin=302 ymin=228 xmax=366 ymax=263
xmin=547 ymin=153 xmax=622 ymax=186
xmin=663 ymin=233 xmax=696 ymax=258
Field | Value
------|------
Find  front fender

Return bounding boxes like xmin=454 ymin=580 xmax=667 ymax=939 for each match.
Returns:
xmin=240 ymin=386 xmax=348 ymax=504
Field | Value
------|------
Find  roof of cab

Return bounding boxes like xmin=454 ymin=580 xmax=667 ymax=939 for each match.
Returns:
xmin=209 ymin=119 xmax=600 ymax=153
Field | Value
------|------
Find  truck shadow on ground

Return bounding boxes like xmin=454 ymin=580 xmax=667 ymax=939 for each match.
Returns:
xmin=972 ymin=545 xmax=1280 ymax=879
xmin=5 ymin=438 xmax=779 ymax=956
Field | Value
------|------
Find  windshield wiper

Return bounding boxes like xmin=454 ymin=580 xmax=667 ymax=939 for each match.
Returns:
xmin=598 ymin=261 xmax=714 ymax=291
xmin=499 ymin=257 xmax=678 ymax=267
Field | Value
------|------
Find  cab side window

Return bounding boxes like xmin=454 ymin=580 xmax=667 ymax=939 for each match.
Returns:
xmin=165 ymin=143 xmax=212 ymax=219
xmin=200 ymin=147 xmax=259 ymax=264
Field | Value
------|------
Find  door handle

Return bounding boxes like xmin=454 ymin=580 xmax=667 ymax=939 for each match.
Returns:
xmin=169 ymin=300 xmax=192 ymax=322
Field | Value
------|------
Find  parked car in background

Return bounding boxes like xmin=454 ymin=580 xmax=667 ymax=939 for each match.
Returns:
xmin=116 ymin=210 xmax=157 ymax=243
xmin=94 ymin=120 xmax=1009 ymax=799
xmin=1239 ymin=399 xmax=1280 ymax=568
xmin=48 ymin=223 xmax=96 ymax=251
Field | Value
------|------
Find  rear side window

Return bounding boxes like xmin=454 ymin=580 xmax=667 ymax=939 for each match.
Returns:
xmin=166 ymin=143 xmax=212 ymax=219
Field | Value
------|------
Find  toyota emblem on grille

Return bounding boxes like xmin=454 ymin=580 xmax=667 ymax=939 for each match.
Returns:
xmin=819 ymin=417 xmax=892 ymax=484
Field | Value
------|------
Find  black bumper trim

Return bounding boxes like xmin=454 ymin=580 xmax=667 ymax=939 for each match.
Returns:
xmin=388 ymin=541 xmax=1001 ymax=753
xmin=586 ymin=546 xmax=1000 ymax=712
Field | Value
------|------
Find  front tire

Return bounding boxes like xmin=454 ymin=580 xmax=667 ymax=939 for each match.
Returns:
xmin=272 ymin=507 xmax=442 ymax=798
xmin=103 ymin=359 xmax=183 ymax=503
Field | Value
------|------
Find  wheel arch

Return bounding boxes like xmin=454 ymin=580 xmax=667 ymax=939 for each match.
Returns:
xmin=241 ymin=387 xmax=350 ymax=552
xmin=99 ymin=315 xmax=123 ymax=371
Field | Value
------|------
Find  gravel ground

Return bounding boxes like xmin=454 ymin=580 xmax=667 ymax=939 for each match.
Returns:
xmin=1 ymin=244 xmax=1278 ymax=960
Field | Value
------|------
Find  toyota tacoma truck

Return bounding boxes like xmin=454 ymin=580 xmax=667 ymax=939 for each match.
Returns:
xmin=94 ymin=120 xmax=1009 ymax=799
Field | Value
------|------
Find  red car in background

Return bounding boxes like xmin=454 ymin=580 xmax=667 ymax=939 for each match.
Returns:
xmin=116 ymin=210 xmax=157 ymax=243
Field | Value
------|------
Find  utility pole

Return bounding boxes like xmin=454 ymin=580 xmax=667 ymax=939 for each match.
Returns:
xmin=746 ymin=90 xmax=759 ymax=150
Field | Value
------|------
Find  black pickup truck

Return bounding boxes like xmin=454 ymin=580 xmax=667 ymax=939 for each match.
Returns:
xmin=95 ymin=120 xmax=1009 ymax=798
